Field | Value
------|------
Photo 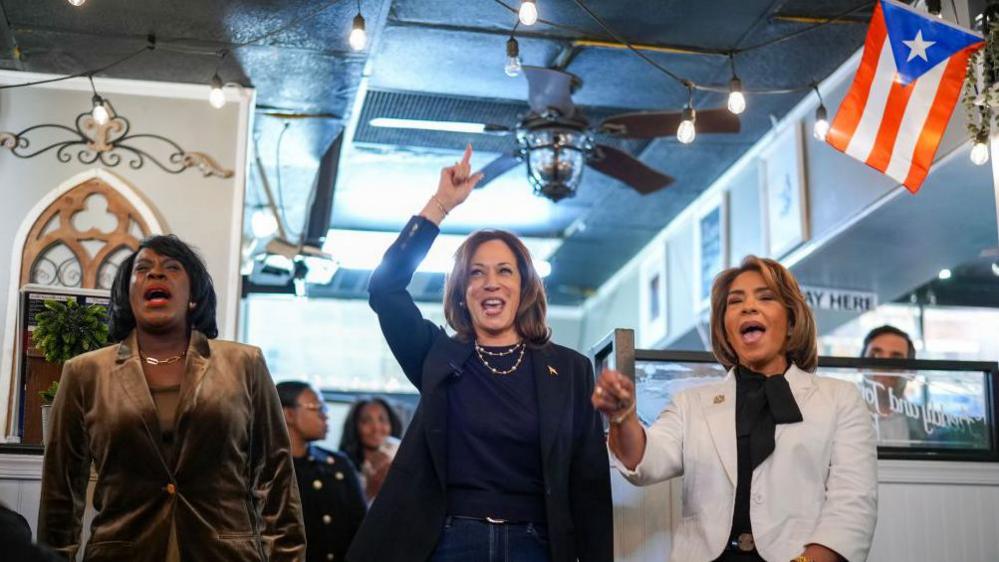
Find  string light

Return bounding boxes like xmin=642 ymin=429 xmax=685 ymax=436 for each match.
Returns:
xmin=91 ymin=95 xmax=110 ymax=125
xmin=87 ymin=75 xmax=112 ymax=125
xmin=209 ymin=73 xmax=226 ymax=109
xmin=349 ymin=0 xmax=367 ymax=52
xmin=970 ymin=141 xmax=989 ymax=166
xmin=519 ymin=0 xmax=538 ymax=26
xmin=727 ymin=77 xmax=745 ymax=115
xmin=505 ymin=37 xmax=522 ymax=77
xmin=726 ymin=55 xmax=745 ymax=115
xmin=677 ymin=85 xmax=696 ymax=144
xmin=812 ymin=85 xmax=829 ymax=141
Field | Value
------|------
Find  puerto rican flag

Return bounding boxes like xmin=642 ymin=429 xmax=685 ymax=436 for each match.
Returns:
xmin=827 ymin=0 xmax=983 ymax=193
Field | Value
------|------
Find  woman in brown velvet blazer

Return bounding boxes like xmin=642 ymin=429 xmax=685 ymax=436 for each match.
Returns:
xmin=39 ymin=235 xmax=305 ymax=562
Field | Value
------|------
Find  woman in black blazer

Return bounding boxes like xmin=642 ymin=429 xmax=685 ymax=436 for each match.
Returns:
xmin=346 ymin=145 xmax=612 ymax=562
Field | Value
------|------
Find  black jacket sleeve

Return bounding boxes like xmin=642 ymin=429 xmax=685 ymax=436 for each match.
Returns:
xmin=367 ymin=216 xmax=444 ymax=390
xmin=570 ymin=357 xmax=614 ymax=561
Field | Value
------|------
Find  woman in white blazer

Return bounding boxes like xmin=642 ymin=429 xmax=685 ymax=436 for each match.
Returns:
xmin=593 ymin=256 xmax=877 ymax=562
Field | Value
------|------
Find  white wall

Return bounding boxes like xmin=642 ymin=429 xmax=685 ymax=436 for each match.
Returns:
xmin=607 ymin=460 xmax=999 ymax=562
xmin=0 ymin=71 xmax=253 ymax=438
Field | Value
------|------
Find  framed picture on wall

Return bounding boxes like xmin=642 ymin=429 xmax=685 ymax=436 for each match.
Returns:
xmin=759 ymin=122 xmax=809 ymax=259
xmin=692 ymin=192 xmax=728 ymax=311
xmin=638 ymin=243 xmax=668 ymax=348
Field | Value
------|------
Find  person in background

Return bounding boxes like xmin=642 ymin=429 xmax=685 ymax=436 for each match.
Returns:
xmin=338 ymin=397 xmax=402 ymax=504
xmin=595 ymin=255 xmax=878 ymax=562
xmin=346 ymin=145 xmax=612 ymax=562
xmin=860 ymin=325 xmax=922 ymax=446
xmin=279 ymin=381 xmax=367 ymax=562
xmin=2 ymin=501 xmax=61 ymax=562
xmin=39 ymin=235 xmax=304 ymax=561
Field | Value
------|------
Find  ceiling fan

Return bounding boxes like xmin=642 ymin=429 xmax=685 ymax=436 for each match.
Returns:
xmin=370 ymin=66 xmax=741 ymax=202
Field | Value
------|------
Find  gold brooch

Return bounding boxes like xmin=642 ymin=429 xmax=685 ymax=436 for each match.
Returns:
xmin=713 ymin=394 xmax=725 ymax=404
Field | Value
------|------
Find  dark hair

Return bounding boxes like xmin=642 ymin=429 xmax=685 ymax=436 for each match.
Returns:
xmin=276 ymin=381 xmax=313 ymax=409
xmin=861 ymin=325 xmax=916 ymax=359
xmin=108 ymin=235 xmax=218 ymax=342
xmin=710 ymin=255 xmax=818 ymax=372
xmin=338 ymin=397 xmax=403 ymax=469
xmin=443 ymin=230 xmax=550 ymax=346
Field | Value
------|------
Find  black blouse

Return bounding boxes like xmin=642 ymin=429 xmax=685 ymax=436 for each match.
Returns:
xmin=724 ymin=364 xmax=803 ymax=557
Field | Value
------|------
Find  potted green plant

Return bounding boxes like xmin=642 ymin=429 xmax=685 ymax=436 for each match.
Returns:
xmin=38 ymin=381 xmax=60 ymax=446
xmin=31 ymin=298 xmax=109 ymax=445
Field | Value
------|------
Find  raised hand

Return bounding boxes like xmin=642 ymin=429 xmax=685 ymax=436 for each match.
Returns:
xmin=591 ymin=369 xmax=636 ymax=420
xmin=434 ymin=144 xmax=485 ymax=212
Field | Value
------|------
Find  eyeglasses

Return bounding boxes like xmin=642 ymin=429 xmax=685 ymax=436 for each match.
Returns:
xmin=297 ymin=402 xmax=328 ymax=414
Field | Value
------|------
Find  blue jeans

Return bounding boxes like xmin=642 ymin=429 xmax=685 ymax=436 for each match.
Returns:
xmin=429 ymin=516 xmax=552 ymax=562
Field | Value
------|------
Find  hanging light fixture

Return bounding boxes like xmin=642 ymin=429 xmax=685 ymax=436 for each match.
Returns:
xmin=349 ymin=1 xmax=367 ymax=51
xmin=91 ymin=95 xmax=110 ymax=125
xmin=727 ymin=78 xmax=745 ymax=115
xmin=67 ymin=0 xmax=86 ymax=6
xmin=677 ymin=107 xmax=696 ymax=144
xmin=87 ymin=75 xmax=112 ymax=125
xmin=677 ymin=85 xmax=695 ymax=144
xmin=505 ymin=37 xmax=522 ymax=77
xmin=812 ymin=85 xmax=829 ymax=141
xmin=209 ymin=73 xmax=226 ymax=109
xmin=970 ymin=139 xmax=990 ymax=165
xmin=726 ymin=55 xmax=745 ymax=115
xmin=519 ymin=0 xmax=538 ymax=26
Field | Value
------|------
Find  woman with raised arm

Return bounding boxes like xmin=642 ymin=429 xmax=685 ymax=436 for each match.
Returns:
xmin=593 ymin=256 xmax=877 ymax=562
xmin=347 ymin=145 xmax=612 ymax=562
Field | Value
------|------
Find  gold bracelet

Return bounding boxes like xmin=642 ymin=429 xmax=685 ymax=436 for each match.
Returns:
xmin=609 ymin=402 xmax=636 ymax=425
xmin=431 ymin=196 xmax=449 ymax=217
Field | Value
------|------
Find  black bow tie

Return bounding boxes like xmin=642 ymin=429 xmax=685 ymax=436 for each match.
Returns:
xmin=735 ymin=364 xmax=804 ymax=470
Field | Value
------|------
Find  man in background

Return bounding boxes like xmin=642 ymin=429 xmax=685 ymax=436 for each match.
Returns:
xmin=861 ymin=325 xmax=922 ymax=446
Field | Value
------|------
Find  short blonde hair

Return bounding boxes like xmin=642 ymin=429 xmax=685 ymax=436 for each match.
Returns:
xmin=709 ymin=255 xmax=817 ymax=372
xmin=443 ymin=230 xmax=550 ymax=346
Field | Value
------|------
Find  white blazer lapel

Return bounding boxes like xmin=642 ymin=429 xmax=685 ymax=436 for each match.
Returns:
xmin=702 ymin=370 xmax=738 ymax=486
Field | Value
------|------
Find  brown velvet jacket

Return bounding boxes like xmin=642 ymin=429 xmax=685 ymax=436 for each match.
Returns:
xmin=38 ymin=330 xmax=306 ymax=561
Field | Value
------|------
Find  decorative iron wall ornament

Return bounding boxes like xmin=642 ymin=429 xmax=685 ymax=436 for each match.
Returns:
xmin=0 ymin=110 xmax=234 ymax=178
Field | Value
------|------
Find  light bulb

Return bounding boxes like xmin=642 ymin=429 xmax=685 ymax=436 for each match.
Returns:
xmin=519 ymin=0 xmax=538 ymax=26
xmin=727 ymin=78 xmax=745 ymax=115
xmin=505 ymin=55 xmax=522 ymax=77
xmin=349 ymin=14 xmax=367 ymax=51
xmin=938 ymin=268 xmax=952 ymax=280
xmin=676 ymin=107 xmax=695 ymax=144
xmin=91 ymin=95 xmax=109 ymax=125
xmin=209 ymin=74 xmax=226 ymax=109
xmin=505 ymin=38 xmax=522 ymax=77
xmin=813 ymin=105 xmax=829 ymax=141
xmin=970 ymin=141 xmax=989 ymax=166
xmin=67 ymin=0 xmax=86 ymax=6
xmin=251 ymin=210 xmax=278 ymax=238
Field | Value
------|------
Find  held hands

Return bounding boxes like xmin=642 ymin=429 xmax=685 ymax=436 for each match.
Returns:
xmin=591 ymin=369 xmax=637 ymax=425
xmin=433 ymin=144 xmax=485 ymax=213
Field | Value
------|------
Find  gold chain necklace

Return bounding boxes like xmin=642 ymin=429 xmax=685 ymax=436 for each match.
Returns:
xmin=474 ymin=341 xmax=526 ymax=376
xmin=141 ymin=351 xmax=186 ymax=366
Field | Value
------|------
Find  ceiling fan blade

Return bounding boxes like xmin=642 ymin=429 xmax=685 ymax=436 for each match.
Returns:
xmin=587 ymin=145 xmax=674 ymax=194
xmin=367 ymin=117 xmax=512 ymax=135
xmin=599 ymin=108 xmax=740 ymax=138
xmin=522 ymin=66 xmax=578 ymax=117
xmin=476 ymin=153 xmax=522 ymax=188
xmin=694 ymin=108 xmax=742 ymax=134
